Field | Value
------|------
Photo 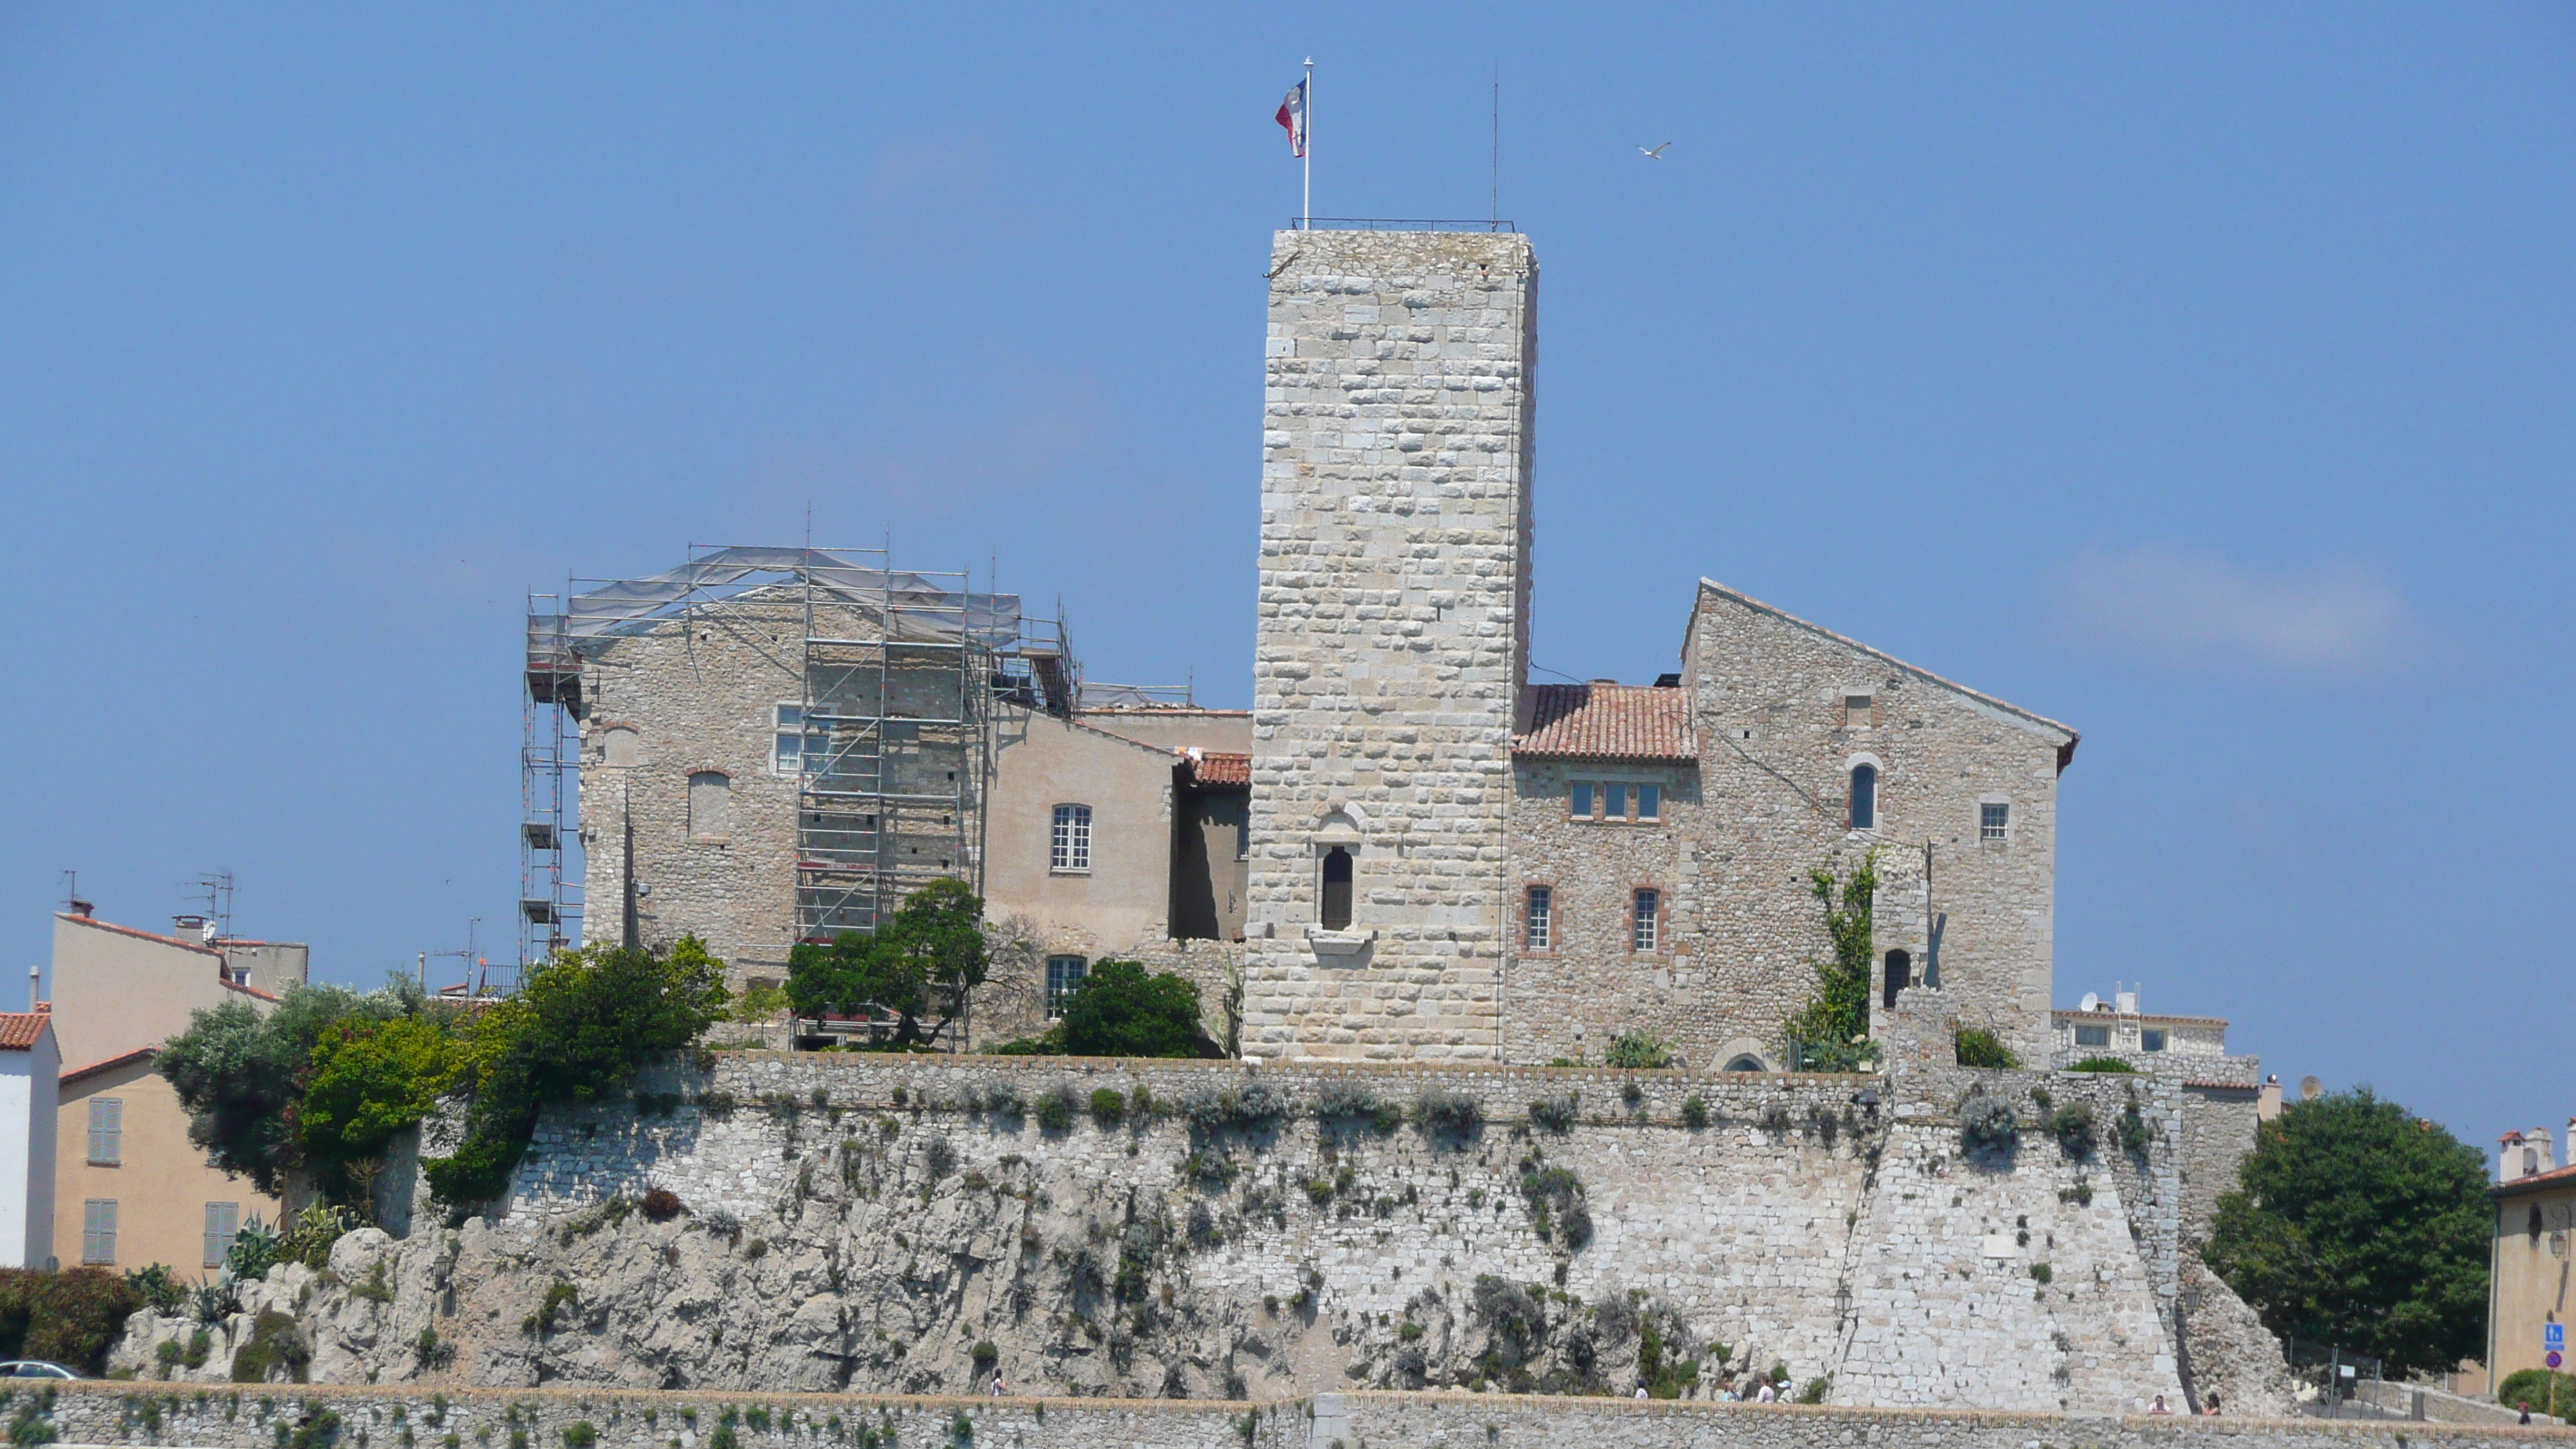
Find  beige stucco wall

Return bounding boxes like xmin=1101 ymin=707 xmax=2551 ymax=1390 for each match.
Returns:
xmin=54 ymin=1054 xmax=278 ymax=1273
xmin=48 ymin=913 xmax=300 ymax=1074
xmin=2491 ymin=1180 xmax=2576 ymax=1386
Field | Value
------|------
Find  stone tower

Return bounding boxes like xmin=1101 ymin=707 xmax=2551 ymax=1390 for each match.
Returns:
xmin=1240 ymin=228 xmax=1537 ymax=1062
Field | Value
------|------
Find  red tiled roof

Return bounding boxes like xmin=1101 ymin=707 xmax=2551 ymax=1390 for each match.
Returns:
xmin=1513 ymin=683 xmax=1697 ymax=762
xmin=2496 ymin=1161 xmax=2576 ymax=1197
xmin=0 ymin=1012 xmax=52 ymax=1051
xmin=223 ymin=978 xmax=282 ymax=1003
xmin=1188 ymin=752 xmax=1251 ymax=787
xmin=63 ymin=1046 xmax=154 ymax=1084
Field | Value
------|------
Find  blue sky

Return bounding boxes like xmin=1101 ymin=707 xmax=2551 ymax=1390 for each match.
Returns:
xmin=3 ymin=5 xmax=2567 ymax=1142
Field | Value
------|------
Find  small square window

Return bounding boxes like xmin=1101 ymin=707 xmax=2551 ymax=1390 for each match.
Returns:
xmin=1636 ymin=784 xmax=1660 ymax=820
xmin=1523 ymin=887 xmax=1552 ymax=952
xmin=1568 ymin=783 xmax=1593 ymax=820
xmin=1044 ymin=956 xmax=1087 ymax=1019
xmin=2141 ymin=1029 xmax=2167 ymax=1053
xmin=1632 ymin=889 xmax=1660 ymax=952
xmin=2074 ymin=1024 xmax=2110 ymax=1048
xmin=1981 ymin=802 xmax=2010 ymax=841
xmin=1845 ymin=693 xmax=1874 ymax=727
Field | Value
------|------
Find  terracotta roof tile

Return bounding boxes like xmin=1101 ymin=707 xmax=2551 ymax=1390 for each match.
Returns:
xmin=0 ymin=1012 xmax=53 ymax=1051
xmin=1513 ymin=684 xmax=1696 ymax=762
xmin=63 ymin=1046 xmax=154 ymax=1084
xmin=1187 ymin=752 xmax=1251 ymax=787
xmin=2496 ymin=1161 xmax=2576 ymax=1197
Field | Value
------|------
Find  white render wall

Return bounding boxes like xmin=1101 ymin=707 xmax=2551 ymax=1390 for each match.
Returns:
xmin=1244 ymin=228 xmax=1538 ymax=1062
xmin=0 ymin=1026 xmax=59 ymax=1268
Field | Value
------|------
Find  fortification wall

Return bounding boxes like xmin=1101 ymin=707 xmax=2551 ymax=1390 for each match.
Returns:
xmin=28 ymin=1382 xmax=2570 ymax=1449
xmin=115 ymin=1053 xmax=2266 ymax=1416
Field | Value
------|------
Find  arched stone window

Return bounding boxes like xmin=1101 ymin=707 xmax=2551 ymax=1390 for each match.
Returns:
xmin=1849 ymin=762 xmax=1878 ymax=831
xmin=1321 ymin=847 xmax=1354 ymax=931
xmin=1724 ymin=1054 xmax=1767 ymax=1073
xmin=687 ymin=771 xmax=731 ymax=841
xmin=1882 ymin=948 xmax=1912 ymax=1009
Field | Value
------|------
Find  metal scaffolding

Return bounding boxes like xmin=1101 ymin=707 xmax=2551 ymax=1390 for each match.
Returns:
xmin=519 ymin=594 xmax=581 ymax=981
xmin=520 ymin=546 xmax=1073 ymax=973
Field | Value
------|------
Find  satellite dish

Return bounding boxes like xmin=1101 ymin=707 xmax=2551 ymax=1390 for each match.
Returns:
xmin=2078 ymin=992 xmax=2101 ymax=1012
xmin=2299 ymin=1075 xmax=2322 ymax=1101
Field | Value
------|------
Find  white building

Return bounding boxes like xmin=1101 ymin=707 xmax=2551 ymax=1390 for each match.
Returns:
xmin=0 ymin=1008 xmax=60 ymax=1269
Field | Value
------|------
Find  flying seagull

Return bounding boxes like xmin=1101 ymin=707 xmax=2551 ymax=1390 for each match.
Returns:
xmin=1639 ymin=142 xmax=1671 ymax=159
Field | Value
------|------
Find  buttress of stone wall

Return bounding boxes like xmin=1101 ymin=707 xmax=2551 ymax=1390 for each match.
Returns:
xmin=1244 ymin=228 xmax=1538 ymax=1064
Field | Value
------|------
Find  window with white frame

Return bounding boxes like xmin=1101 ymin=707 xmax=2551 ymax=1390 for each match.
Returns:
xmin=1045 ymin=956 xmax=1087 ymax=1019
xmin=773 ymin=705 xmax=807 ymax=775
xmin=203 ymin=1202 xmax=240 ymax=1269
xmin=1632 ymin=889 xmax=1660 ymax=952
xmin=1050 ymin=804 xmax=1093 ymax=872
xmin=1981 ymin=801 xmax=2010 ymax=841
xmin=1523 ymin=886 xmax=1553 ymax=951
xmin=87 ymin=1097 xmax=122 ymax=1166
xmin=81 ymin=1200 xmax=117 ymax=1265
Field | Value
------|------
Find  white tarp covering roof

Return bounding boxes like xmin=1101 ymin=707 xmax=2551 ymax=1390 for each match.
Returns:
xmin=550 ymin=546 xmax=1022 ymax=653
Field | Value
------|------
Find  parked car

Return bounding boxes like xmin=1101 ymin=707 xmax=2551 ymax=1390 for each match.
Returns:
xmin=0 ymin=1361 xmax=80 ymax=1379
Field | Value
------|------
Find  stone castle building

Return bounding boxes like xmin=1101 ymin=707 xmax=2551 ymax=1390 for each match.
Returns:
xmin=1240 ymin=228 xmax=2077 ymax=1070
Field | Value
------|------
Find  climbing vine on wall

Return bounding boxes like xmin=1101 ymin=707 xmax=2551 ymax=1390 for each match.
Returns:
xmin=1781 ymin=847 xmax=1880 ymax=1071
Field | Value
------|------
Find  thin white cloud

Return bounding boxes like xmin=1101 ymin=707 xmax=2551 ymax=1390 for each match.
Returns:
xmin=2055 ymin=544 xmax=2420 ymax=672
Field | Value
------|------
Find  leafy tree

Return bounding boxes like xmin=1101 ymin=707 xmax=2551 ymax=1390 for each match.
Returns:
xmin=297 ymin=1014 xmax=462 ymax=1198
xmin=423 ymin=936 xmax=728 ymax=1204
xmin=2203 ymin=1088 xmax=2489 ymax=1376
xmin=159 ymin=983 xmax=398 ymax=1196
xmin=0 ymin=1268 xmax=145 ymax=1373
xmin=1060 ymin=959 xmax=1213 ymax=1058
xmin=785 ymin=878 xmax=989 ymax=1046
xmin=1781 ymin=848 xmax=1880 ymax=1071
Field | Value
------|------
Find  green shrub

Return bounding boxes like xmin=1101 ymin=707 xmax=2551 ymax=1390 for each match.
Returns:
xmin=1798 ymin=1377 xmax=1829 ymax=1404
xmin=0 ymin=1267 xmax=146 ymax=1374
xmin=228 ymin=1218 xmax=282 ymax=1282
xmin=1679 ymin=1094 xmax=1710 ymax=1130
xmin=279 ymin=1203 xmax=355 ymax=1271
xmin=1527 ymin=1093 xmax=1579 ymax=1133
xmin=785 ymin=879 xmax=987 ymax=1049
xmin=1314 ymin=1081 xmax=1402 ymax=1134
xmin=2046 ymin=1101 xmax=2096 ymax=1156
xmin=1958 ymin=1094 xmax=2018 ymax=1153
xmin=1412 ymin=1090 xmax=1482 ymax=1139
xmin=230 ymin=1310 xmax=310 ymax=1384
xmin=124 ymin=1264 xmax=187 ymax=1314
xmin=1088 ymin=1088 xmax=1126 ymax=1127
xmin=2118 ymin=1098 xmax=2150 ymax=1155
xmin=971 ymin=1340 xmax=999 ymax=1370
xmin=1780 ymin=850 xmax=1879 ymax=1071
xmin=2066 ymin=1056 xmax=2136 ymax=1074
xmin=1059 ymin=960 xmax=1215 ymax=1059
xmin=560 ymin=1424 xmax=597 ymax=1449
xmin=1033 ymin=1084 xmax=1078 ymax=1133
xmin=2497 ymin=1369 xmax=2576 ymax=1414
xmin=1601 ymin=1030 xmax=1674 ymax=1070
xmin=2030 ymin=1262 xmax=2053 ymax=1283
xmin=1953 ymin=1029 xmax=2019 ymax=1069
xmin=1184 ymin=1084 xmax=1290 ymax=1133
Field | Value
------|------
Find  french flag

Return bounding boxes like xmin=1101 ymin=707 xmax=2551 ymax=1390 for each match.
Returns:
xmin=1276 ymin=78 xmax=1307 ymax=159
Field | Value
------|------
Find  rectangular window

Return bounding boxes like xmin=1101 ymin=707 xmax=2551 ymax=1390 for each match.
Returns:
xmin=1636 ymin=784 xmax=1660 ymax=820
xmin=1604 ymin=783 xmax=1631 ymax=820
xmin=203 ymin=1202 xmax=240 ymax=1269
xmin=87 ymin=1097 xmax=122 ymax=1166
xmin=1050 ymin=804 xmax=1093 ymax=872
xmin=2074 ymin=1024 xmax=2110 ymax=1048
xmin=81 ymin=1200 xmax=117 ymax=1265
xmin=1981 ymin=801 xmax=2010 ymax=841
xmin=1844 ymin=692 xmax=1874 ymax=727
xmin=775 ymin=704 xmax=804 ymax=775
xmin=1632 ymin=889 xmax=1660 ymax=952
xmin=1045 ymin=956 xmax=1087 ymax=1019
xmin=2141 ymin=1029 xmax=2167 ymax=1053
xmin=1523 ymin=887 xmax=1552 ymax=951
xmin=1567 ymin=783 xmax=1593 ymax=820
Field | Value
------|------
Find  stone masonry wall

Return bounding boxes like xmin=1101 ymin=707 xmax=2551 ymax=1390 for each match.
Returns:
xmin=1243 ymin=228 xmax=1538 ymax=1063
xmin=1677 ymin=582 xmax=2077 ymax=1065
xmin=126 ymin=1053 xmax=2266 ymax=1415
xmin=38 ymin=1382 xmax=2567 ymax=1449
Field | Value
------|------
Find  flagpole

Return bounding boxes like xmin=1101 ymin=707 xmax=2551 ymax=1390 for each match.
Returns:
xmin=1302 ymin=57 xmax=1313 ymax=229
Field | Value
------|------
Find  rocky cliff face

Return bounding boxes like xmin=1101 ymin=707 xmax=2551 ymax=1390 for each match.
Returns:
xmin=110 ymin=1054 xmax=2279 ymax=1413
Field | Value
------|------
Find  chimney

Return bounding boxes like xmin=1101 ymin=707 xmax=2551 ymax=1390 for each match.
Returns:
xmin=26 ymin=964 xmax=36 ymax=1013
xmin=67 ymin=899 xmax=92 ymax=919
xmin=2258 ymin=1074 xmax=2283 ymax=1122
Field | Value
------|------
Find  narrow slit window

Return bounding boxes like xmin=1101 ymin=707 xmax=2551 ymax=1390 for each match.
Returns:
xmin=1981 ymin=801 xmax=2010 ymax=841
xmin=1882 ymin=949 xmax=1911 ymax=1009
xmin=1321 ymin=847 xmax=1354 ymax=930
xmin=1849 ymin=764 xmax=1877 ymax=831
xmin=1523 ymin=886 xmax=1553 ymax=951
xmin=1632 ymin=889 xmax=1660 ymax=952
xmin=1051 ymin=804 xmax=1093 ymax=872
